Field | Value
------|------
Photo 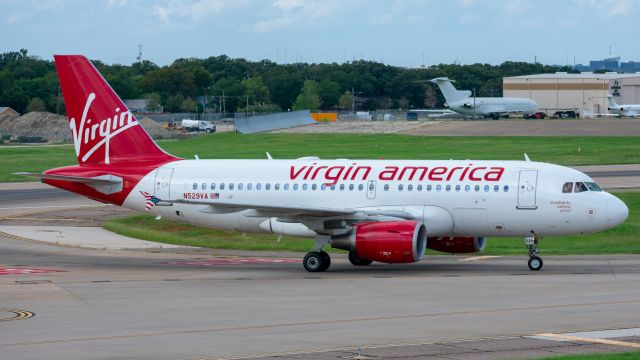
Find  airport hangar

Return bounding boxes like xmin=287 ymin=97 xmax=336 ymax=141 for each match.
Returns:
xmin=503 ymin=72 xmax=640 ymax=116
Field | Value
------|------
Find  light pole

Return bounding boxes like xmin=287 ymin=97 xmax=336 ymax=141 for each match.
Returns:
xmin=473 ymin=88 xmax=476 ymax=120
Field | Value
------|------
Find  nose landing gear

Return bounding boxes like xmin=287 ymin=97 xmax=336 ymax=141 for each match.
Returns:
xmin=525 ymin=233 xmax=543 ymax=271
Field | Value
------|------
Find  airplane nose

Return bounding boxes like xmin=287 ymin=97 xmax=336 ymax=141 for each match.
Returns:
xmin=606 ymin=196 xmax=629 ymax=227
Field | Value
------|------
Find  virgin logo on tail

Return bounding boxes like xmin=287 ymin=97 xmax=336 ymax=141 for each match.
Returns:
xmin=69 ymin=92 xmax=139 ymax=164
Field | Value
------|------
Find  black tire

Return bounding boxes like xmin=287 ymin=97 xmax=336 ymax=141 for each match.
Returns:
xmin=303 ymin=251 xmax=327 ymax=272
xmin=348 ymin=251 xmax=373 ymax=266
xmin=528 ymin=256 xmax=543 ymax=271
xmin=319 ymin=251 xmax=331 ymax=271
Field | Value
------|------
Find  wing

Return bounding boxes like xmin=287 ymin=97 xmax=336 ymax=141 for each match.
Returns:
xmin=164 ymin=198 xmax=413 ymax=220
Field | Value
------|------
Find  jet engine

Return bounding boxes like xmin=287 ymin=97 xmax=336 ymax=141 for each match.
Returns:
xmin=427 ymin=236 xmax=487 ymax=254
xmin=331 ymin=221 xmax=427 ymax=263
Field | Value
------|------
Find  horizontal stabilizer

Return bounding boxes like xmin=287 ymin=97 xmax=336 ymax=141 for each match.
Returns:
xmin=14 ymin=172 xmax=123 ymax=194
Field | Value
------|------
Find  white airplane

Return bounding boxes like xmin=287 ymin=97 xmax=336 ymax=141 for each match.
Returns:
xmin=18 ymin=56 xmax=628 ymax=273
xmin=607 ymin=95 xmax=640 ymax=117
xmin=431 ymin=77 xmax=538 ymax=119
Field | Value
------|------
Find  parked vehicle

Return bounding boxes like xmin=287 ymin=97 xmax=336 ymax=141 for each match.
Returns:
xmin=179 ymin=119 xmax=216 ymax=133
xmin=552 ymin=111 xmax=578 ymax=119
xmin=524 ymin=112 xmax=547 ymax=119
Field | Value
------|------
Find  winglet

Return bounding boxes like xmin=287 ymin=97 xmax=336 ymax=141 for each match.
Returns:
xmin=524 ymin=153 xmax=531 ymax=162
xmin=266 ymin=152 xmax=273 ymax=160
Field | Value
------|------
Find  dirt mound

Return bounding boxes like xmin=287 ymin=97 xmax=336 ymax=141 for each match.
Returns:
xmin=0 ymin=112 xmax=70 ymax=143
xmin=139 ymin=117 xmax=173 ymax=139
xmin=0 ymin=112 xmax=173 ymax=143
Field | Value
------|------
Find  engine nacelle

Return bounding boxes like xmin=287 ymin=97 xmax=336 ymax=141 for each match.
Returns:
xmin=331 ymin=221 xmax=427 ymax=263
xmin=427 ymin=236 xmax=487 ymax=254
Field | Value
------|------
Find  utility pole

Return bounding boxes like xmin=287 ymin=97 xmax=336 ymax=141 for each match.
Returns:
xmin=350 ymin=87 xmax=362 ymax=114
xmin=472 ymin=88 xmax=476 ymax=119
xmin=222 ymin=90 xmax=226 ymax=115
xmin=246 ymin=94 xmax=249 ymax=117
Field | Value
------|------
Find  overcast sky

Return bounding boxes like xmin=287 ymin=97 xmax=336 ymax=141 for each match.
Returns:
xmin=2 ymin=0 xmax=639 ymax=67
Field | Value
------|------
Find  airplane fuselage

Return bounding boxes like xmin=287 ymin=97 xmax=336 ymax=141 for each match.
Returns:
xmin=120 ymin=159 xmax=625 ymax=239
xmin=448 ymin=97 xmax=539 ymax=117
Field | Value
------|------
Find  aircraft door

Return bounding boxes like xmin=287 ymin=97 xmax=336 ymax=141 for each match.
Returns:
xmin=367 ymin=180 xmax=376 ymax=200
xmin=154 ymin=167 xmax=174 ymax=199
xmin=517 ymin=170 xmax=538 ymax=209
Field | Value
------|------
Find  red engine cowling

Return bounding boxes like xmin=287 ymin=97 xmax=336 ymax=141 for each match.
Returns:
xmin=427 ymin=236 xmax=487 ymax=254
xmin=331 ymin=221 xmax=427 ymax=263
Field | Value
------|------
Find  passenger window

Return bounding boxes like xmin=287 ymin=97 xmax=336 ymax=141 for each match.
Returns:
xmin=192 ymin=183 xmax=197 ymax=190
xmin=417 ymin=184 xmax=423 ymax=191
xmin=436 ymin=185 xmax=442 ymax=192
xmin=475 ymin=185 xmax=480 ymax=192
xmin=201 ymin=183 xmax=207 ymax=190
xmin=398 ymin=184 xmax=404 ymax=191
xmin=503 ymin=185 xmax=509 ymax=192
xmin=284 ymin=184 xmax=289 ymax=190
xmin=455 ymin=185 xmax=461 ymax=192
xmin=408 ymin=184 xmax=413 ymax=192
xmin=220 ymin=183 xmax=225 ymax=190
xmin=339 ymin=184 xmax=345 ymax=191
xmin=229 ymin=183 xmax=234 ymax=190
xmin=330 ymin=184 xmax=335 ymax=191
xmin=348 ymin=184 xmax=354 ymax=191
xmin=427 ymin=184 xmax=432 ymax=192
xmin=562 ymin=182 xmax=573 ymax=193
xmin=359 ymin=184 xmax=364 ymax=191
xmin=465 ymin=185 xmax=470 ymax=192
xmin=256 ymin=183 xmax=261 ymax=190
xmin=368 ymin=183 xmax=374 ymax=191
xmin=247 ymin=183 xmax=252 ymax=190
xmin=211 ymin=183 xmax=216 ymax=190
xmin=266 ymin=183 xmax=271 ymax=190
xmin=484 ymin=185 xmax=490 ymax=192
xmin=312 ymin=184 xmax=317 ymax=191
xmin=303 ymin=184 xmax=309 ymax=191
xmin=574 ymin=182 xmax=588 ymax=193
xmin=238 ymin=183 xmax=243 ymax=190
xmin=274 ymin=183 xmax=280 ymax=190
xmin=321 ymin=184 xmax=327 ymax=190
xmin=445 ymin=185 xmax=451 ymax=192
xmin=293 ymin=184 xmax=299 ymax=191
xmin=493 ymin=185 xmax=499 ymax=192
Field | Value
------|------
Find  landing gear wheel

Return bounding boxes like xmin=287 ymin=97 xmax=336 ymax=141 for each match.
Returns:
xmin=525 ymin=233 xmax=543 ymax=271
xmin=303 ymin=251 xmax=329 ymax=272
xmin=528 ymin=256 xmax=543 ymax=271
xmin=319 ymin=251 xmax=331 ymax=271
xmin=348 ymin=251 xmax=373 ymax=266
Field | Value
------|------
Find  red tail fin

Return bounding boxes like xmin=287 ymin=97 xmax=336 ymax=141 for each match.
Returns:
xmin=54 ymin=55 xmax=176 ymax=165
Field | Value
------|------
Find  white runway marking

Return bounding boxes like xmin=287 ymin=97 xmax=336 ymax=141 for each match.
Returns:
xmin=459 ymin=255 xmax=501 ymax=262
xmin=532 ymin=328 xmax=640 ymax=349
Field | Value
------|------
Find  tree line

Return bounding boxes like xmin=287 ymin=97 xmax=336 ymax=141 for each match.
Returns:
xmin=0 ymin=49 xmax=576 ymax=114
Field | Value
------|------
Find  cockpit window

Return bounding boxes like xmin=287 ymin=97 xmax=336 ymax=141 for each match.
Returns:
xmin=562 ymin=182 xmax=573 ymax=193
xmin=574 ymin=182 xmax=589 ymax=193
xmin=585 ymin=182 xmax=602 ymax=191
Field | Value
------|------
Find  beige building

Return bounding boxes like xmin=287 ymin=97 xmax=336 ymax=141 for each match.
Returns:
xmin=503 ymin=72 xmax=640 ymax=116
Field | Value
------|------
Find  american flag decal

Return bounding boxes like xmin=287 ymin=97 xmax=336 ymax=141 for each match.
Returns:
xmin=140 ymin=191 xmax=161 ymax=210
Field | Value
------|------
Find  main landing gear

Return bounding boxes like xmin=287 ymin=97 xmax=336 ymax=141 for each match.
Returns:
xmin=303 ymin=235 xmax=331 ymax=272
xmin=525 ymin=232 xmax=543 ymax=271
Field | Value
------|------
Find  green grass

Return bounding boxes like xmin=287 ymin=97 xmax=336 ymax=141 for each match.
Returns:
xmin=103 ymin=192 xmax=639 ymax=255
xmin=2 ymin=132 xmax=640 ymax=182
xmin=537 ymin=352 xmax=640 ymax=360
